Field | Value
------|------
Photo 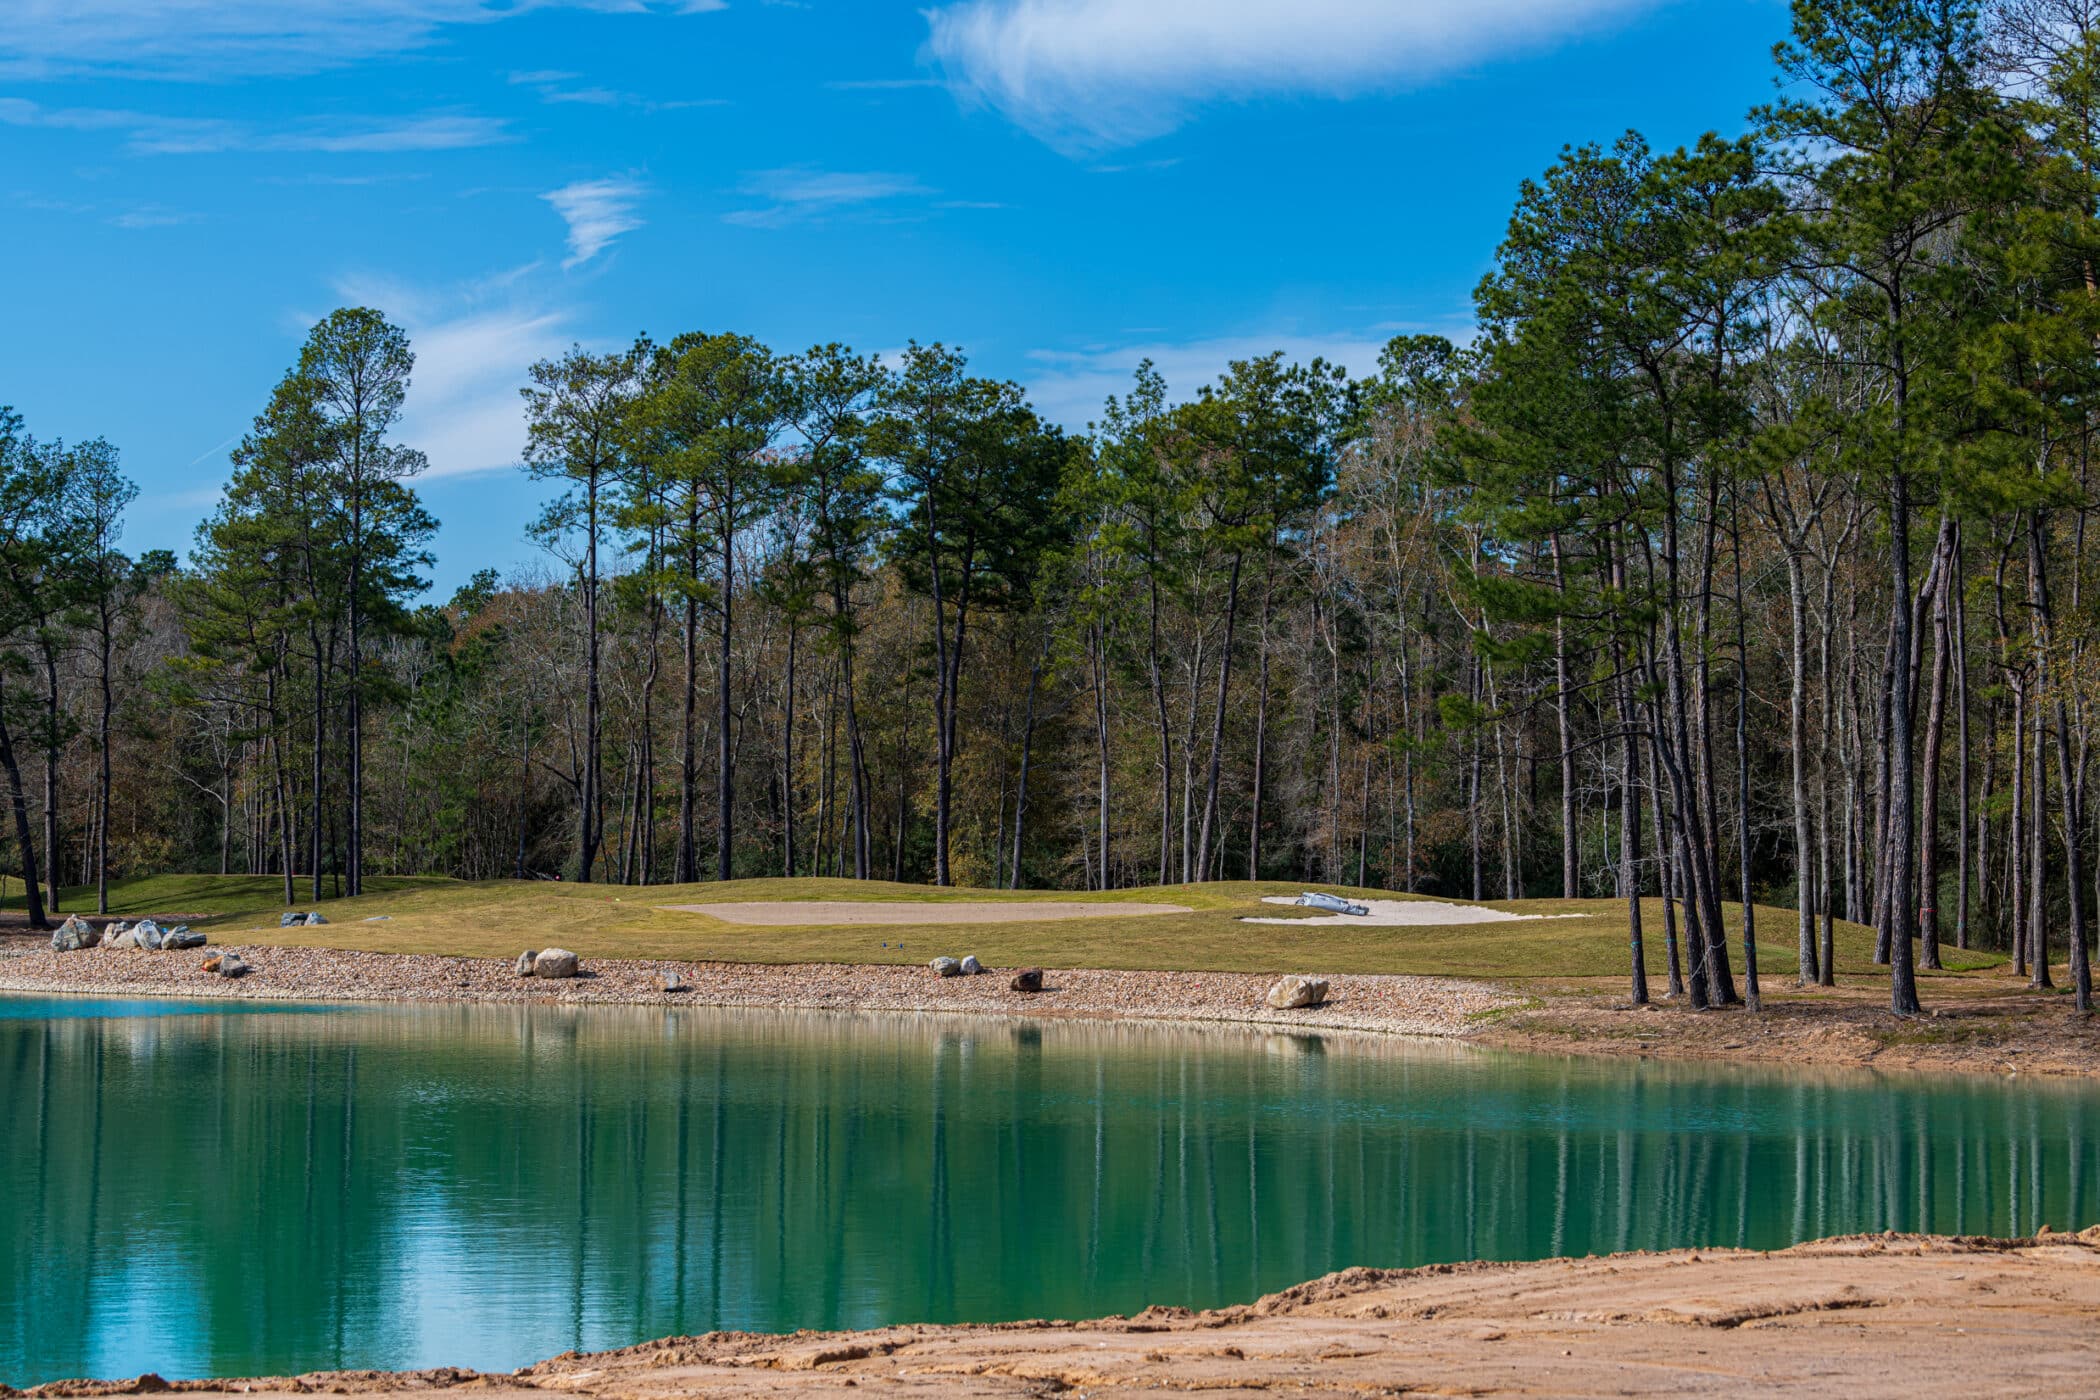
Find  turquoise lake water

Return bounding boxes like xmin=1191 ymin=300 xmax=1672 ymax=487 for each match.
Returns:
xmin=1 ymin=994 xmax=2095 ymax=1384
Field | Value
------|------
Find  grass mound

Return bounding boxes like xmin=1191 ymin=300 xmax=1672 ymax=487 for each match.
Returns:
xmin=3 ymin=873 xmax=2003 ymax=983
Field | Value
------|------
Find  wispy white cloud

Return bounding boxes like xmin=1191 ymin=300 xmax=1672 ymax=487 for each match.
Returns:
xmin=0 ymin=98 xmax=510 ymax=156
xmin=723 ymin=167 xmax=931 ymax=228
xmin=542 ymin=176 xmax=647 ymax=268
xmin=110 ymin=203 xmax=200 ymax=228
xmin=925 ymin=0 xmax=1660 ymax=150
xmin=329 ymin=270 xmax=581 ymax=480
xmin=0 ymin=1 xmax=728 ymax=80
xmin=508 ymin=68 xmax=729 ymax=111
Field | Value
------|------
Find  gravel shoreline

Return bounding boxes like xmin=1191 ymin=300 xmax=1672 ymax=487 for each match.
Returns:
xmin=0 ymin=943 xmax=1517 ymax=1038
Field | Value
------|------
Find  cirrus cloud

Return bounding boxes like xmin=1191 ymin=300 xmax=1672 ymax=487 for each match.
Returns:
xmin=0 ymin=0 xmax=728 ymax=79
xmin=925 ymin=0 xmax=1663 ymax=150
xmin=543 ymin=176 xmax=649 ymax=267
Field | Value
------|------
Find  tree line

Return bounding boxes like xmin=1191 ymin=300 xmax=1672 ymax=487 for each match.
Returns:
xmin=6 ymin=0 xmax=2099 ymax=1017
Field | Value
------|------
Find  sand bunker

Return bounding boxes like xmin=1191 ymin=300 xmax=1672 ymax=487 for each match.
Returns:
xmin=663 ymin=900 xmax=1194 ymax=926
xmin=1241 ymin=896 xmax=1592 ymax=926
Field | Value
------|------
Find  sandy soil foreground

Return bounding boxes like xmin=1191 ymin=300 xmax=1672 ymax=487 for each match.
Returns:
xmin=661 ymin=901 xmax=1195 ymax=925
xmin=17 ymin=1231 xmax=2098 ymax=1397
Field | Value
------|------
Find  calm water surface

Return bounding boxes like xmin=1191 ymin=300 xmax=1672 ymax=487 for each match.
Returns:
xmin=2 ymin=994 xmax=2096 ymax=1384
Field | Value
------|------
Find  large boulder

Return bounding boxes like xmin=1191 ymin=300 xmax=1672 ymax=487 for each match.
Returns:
xmin=1010 ymin=968 xmax=1044 ymax=994
xmin=216 ymin=954 xmax=250 ymax=979
xmin=303 ymin=912 xmax=328 ymax=927
xmin=930 ymin=956 xmax=962 ymax=978
xmin=50 ymin=914 xmax=96 ymax=953
xmin=515 ymin=951 xmax=538 ymax=978
xmin=533 ymin=949 xmax=580 ymax=980
xmin=959 ymin=954 xmax=984 ymax=976
xmin=130 ymin=919 xmax=164 ymax=951
xmin=1264 ymin=975 xmax=1330 ymax=1011
xmin=163 ymin=927 xmax=206 ymax=951
xmin=279 ymin=912 xmax=304 ymax=929
xmin=99 ymin=921 xmax=130 ymax=948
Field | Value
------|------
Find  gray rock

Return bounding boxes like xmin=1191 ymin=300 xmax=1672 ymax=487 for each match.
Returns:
xmin=930 ymin=956 xmax=963 ymax=978
xmin=1010 ymin=968 xmax=1044 ymax=993
xmin=163 ymin=928 xmax=206 ymax=951
xmin=50 ymin=914 xmax=96 ymax=953
xmin=1264 ymin=975 xmax=1330 ymax=1011
xmin=959 ymin=954 xmax=984 ymax=976
xmin=99 ymin=921 xmax=132 ymax=948
xmin=279 ymin=912 xmax=303 ymax=929
xmin=216 ymin=954 xmax=249 ymax=979
xmin=303 ymin=912 xmax=328 ymax=927
xmin=130 ymin=919 xmax=164 ymax=951
xmin=660 ymin=970 xmax=688 ymax=993
xmin=533 ymin=948 xmax=580 ymax=980
xmin=515 ymin=951 xmax=538 ymax=977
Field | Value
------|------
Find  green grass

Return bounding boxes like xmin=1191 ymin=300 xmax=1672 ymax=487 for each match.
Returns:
xmin=4 ymin=873 xmax=2011 ymax=981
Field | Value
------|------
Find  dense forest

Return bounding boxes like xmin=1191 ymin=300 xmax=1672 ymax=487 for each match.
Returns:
xmin=5 ymin=1 xmax=2100 ymax=1015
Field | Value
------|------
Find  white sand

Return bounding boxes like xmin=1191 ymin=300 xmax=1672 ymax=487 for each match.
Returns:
xmin=661 ymin=901 xmax=1194 ymax=926
xmin=1240 ymin=896 xmax=1593 ymax=926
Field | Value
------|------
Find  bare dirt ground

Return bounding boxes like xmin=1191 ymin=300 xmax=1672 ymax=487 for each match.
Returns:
xmin=20 ymin=1230 xmax=2099 ymax=1398
xmin=1484 ymin=977 xmax=2100 ymax=1077
xmin=661 ymin=901 xmax=1194 ymax=925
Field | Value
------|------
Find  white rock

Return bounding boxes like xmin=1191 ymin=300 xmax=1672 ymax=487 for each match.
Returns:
xmin=1265 ymin=975 xmax=1330 ymax=1011
xmin=533 ymin=949 xmax=580 ymax=979
xmin=930 ymin=956 xmax=962 ymax=978
xmin=959 ymin=954 xmax=984 ymax=976
xmin=304 ymin=912 xmax=328 ymax=927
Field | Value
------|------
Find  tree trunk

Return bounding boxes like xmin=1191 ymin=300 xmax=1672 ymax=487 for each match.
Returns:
xmin=1553 ymin=537 xmax=1577 ymax=899
xmin=1009 ymin=636 xmax=1046 ymax=889
xmin=1193 ymin=551 xmax=1246 ymax=883
xmin=579 ymin=473 xmax=602 ymax=884
xmin=0 ymin=685 xmax=47 ymax=930
xmin=717 ymin=531 xmax=735 ymax=883
xmin=1786 ymin=548 xmax=1818 ymax=985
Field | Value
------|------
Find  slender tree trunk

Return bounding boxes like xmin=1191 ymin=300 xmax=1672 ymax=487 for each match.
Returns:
xmin=1553 ymin=537 xmax=1577 ymax=899
xmin=1249 ymin=551 xmax=1275 ymax=880
xmin=1093 ymin=619 xmax=1112 ymax=891
xmin=1919 ymin=530 xmax=1952 ymax=973
xmin=1733 ymin=494 xmax=1759 ymax=1010
xmin=39 ymin=647 xmax=59 ymax=913
xmin=1786 ymin=548 xmax=1818 ymax=985
xmin=1194 ymin=551 xmax=1246 ymax=882
xmin=0 ymin=685 xmax=47 ymax=930
xmin=97 ymin=610 xmax=114 ymax=916
xmin=680 ymin=549 xmax=700 ymax=884
xmin=717 ymin=532 xmax=735 ymax=883
xmin=1147 ymin=575 xmax=1171 ymax=886
xmin=1954 ymin=527 xmax=1970 ymax=951
xmin=1611 ymin=542 xmax=1648 ymax=1006
xmin=579 ymin=474 xmax=602 ymax=884
xmin=782 ymin=615 xmax=797 ymax=880
xmin=1009 ymin=635 xmax=1046 ymax=890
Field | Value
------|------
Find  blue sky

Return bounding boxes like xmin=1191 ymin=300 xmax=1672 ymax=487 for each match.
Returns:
xmin=2 ymin=0 xmax=1789 ymax=595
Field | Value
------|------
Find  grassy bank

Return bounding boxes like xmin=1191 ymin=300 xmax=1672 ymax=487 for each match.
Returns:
xmin=4 ymin=873 xmax=2003 ymax=982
